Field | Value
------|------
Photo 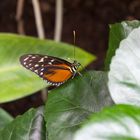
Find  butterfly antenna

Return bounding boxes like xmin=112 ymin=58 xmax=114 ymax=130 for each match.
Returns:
xmin=73 ymin=30 xmax=76 ymax=60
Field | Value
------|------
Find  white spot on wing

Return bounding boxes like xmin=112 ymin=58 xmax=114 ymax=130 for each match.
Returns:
xmin=35 ymin=64 xmax=39 ymax=67
xmin=26 ymin=55 xmax=32 ymax=58
xmin=40 ymin=72 xmax=43 ymax=75
xmin=41 ymin=68 xmax=44 ymax=71
xmin=39 ymin=58 xmax=44 ymax=62
xmin=51 ymin=59 xmax=54 ymax=62
xmin=48 ymin=62 xmax=52 ymax=65
xmin=34 ymin=70 xmax=38 ymax=73
xmin=24 ymin=57 xmax=29 ymax=61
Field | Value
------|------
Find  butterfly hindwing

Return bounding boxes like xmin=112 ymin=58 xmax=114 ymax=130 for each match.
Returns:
xmin=42 ymin=65 xmax=73 ymax=85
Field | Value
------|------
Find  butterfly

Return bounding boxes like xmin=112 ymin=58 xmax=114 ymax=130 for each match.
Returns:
xmin=19 ymin=54 xmax=81 ymax=86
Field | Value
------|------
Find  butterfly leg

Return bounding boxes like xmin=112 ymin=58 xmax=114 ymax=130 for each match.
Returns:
xmin=77 ymin=71 xmax=82 ymax=77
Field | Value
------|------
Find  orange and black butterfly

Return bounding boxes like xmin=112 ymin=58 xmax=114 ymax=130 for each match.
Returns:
xmin=20 ymin=54 xmax=81 ymax=86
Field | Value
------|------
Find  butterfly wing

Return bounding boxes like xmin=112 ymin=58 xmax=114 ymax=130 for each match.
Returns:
xmin=20 ymin=54 xmax=73 ymax=85
xmin=42 ymin=65 xmax=73 ymax=85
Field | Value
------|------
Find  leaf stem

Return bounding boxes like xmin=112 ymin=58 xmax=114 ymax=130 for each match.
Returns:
xmin=16 ymin=0 xmax=25 ymax=34
xmin=54 ymin=0 xmax=63 ymax=42
xmin=32 ymin=0 xmax=45 ymax=39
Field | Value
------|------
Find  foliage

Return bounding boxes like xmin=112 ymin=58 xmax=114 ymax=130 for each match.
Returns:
xmin=1 ymin=20 xmax=140 ymax=140
xmin=0 ymin=34 xmax=95 ymax=103
xmin=0 ymin=107 xmax=46 ymax=140
xmin=0 ymin=108 xmax=13 ymax=132
xmin=74 ymin=105 xmax=140 ymax=140
xmin=45 ymin=71 xmax=113 ymax=140
xmin=105 ymin=20 xmax=140 ymax=70
xmin=108 ymin=26 xmax=140 ymax=105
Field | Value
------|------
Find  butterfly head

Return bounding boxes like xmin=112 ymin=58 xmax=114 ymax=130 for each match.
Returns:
xmin=72 ymin=60 xmax=81 ymax=71
xmin=73 ymin=60 xmax=81 ymax=66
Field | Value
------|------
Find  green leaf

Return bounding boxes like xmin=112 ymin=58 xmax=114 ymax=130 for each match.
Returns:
xmin=105 ymin=20 xmax=140 ymax=70
xmin=0 ymin=107 xmax=47 ymax=140
xmin=0 ymin=33 xmax=95 ymax=103
xmin=74 ymin=105 xmax=140 ymax=140
xmin=45 ymin=71 xmax=113 ymax=140
xmin=0 ymin=108 xmax=13 ymax=131
xmin=108 ymin=27 xmax=140 ymax=106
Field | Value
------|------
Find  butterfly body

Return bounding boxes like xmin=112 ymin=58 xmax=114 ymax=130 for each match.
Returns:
xmin=20 ymin=54 xmax=80 ymax=86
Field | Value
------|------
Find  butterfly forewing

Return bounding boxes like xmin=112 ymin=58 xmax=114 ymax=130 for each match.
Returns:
xmin=20 ymin=54 xmax=47 ymax=76
xmin=20 ymin=54 xmax=74 ymax=86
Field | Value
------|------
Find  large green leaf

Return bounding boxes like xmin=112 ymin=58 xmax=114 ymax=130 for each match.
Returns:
xmin=0 ymin=33 xmax=95 ymax=103
xmin=0 ymin=108 xmax=13 ymax=131
xmin=108 ymin=27 xmax=140 ymax=106
xmin=74 ymin=105 xmax=140 ymax=140
xmin=45 ymin=71 xmax=113 ymax=140
xmin=105 ymin=20 xmax=140 ymax=70
xmin=0 ymin=107 xmax=47 ymax=140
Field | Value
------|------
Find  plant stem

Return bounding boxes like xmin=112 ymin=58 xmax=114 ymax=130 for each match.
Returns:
xmin=32 ymin=0 xmax=45 ymax=39
xmin=54 ymin=0 xmax=63 ymax=42
xmin=16 ymin=0 xmax=25 ymax=34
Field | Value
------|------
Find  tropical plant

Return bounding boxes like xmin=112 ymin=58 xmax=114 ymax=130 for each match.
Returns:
xmin=0 ymin=20 xmax=140 ymax=140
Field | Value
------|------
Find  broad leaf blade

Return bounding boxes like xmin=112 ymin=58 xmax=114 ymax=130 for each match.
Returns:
xmin=105 ymin=20 xmax=140 ymax=70
xmin=0 ymin=33 xmax=95 ymax=103
xmin=0 ymin=108 xmax=13 ymax=131
xmin=74 ymin=105 xmax=140 ymax=140
xmin=108 ymin=27 xmax=140 ymax=105
xmin=45 ymin=71 xmax=113 ymax=140
xmin=0 ymin=107 xmax=47 ymax=140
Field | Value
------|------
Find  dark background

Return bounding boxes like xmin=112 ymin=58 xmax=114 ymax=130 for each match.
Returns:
xmin=0 ymin=0 xmax=139 ymax=116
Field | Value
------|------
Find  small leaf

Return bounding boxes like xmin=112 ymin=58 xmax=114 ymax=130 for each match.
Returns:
xmin=0 ymin=107 xmax=47 ymax=140
xmin=105 ymin=20 xmax=140 ymax=70
xmin=0 ymin=33 xmax=95 ymax=103
xmin=0 ymin=108 xmax=13 ymax=131
xmin=74 ymin=105 xmax=140 ymax=140
xmin=108 ymin=27 xmax=140 ymax=105
xmin=45 ymin=71 xmax=113 ymax=140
